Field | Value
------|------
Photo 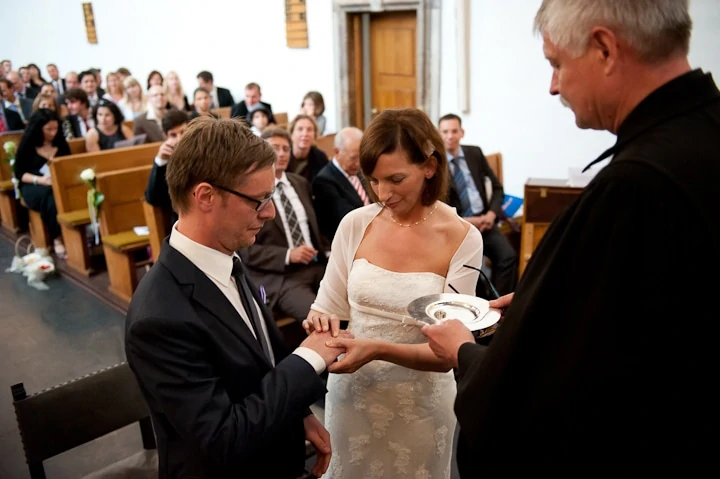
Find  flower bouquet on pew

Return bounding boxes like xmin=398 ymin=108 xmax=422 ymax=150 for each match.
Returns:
xmin=3 ymin=140 xmax=20 ymax=199
xmin=80 ymin=168 xmax=104 ymax=245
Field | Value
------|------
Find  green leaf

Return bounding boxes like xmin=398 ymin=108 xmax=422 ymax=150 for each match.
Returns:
xmin=95 ymin=192 xmax=105 ymax=206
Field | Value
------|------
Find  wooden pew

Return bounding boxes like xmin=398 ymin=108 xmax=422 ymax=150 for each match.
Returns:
xmin=68 ymin=138 xmax=86 ymax=155
xmin=211 ymin=107 xmax=231 ymax=119
xmin=486 ymin=152 xmax=503 ymax=184
xmin=96 ymin=165 xmax=153 ymax=303
xmin=142 ymin=201 xmax=169 ymax=263
xmin=49 ymin=143 xmax=161 ymax=275
xmin=315 ymin=134 xmax=336 ymax=160
xmin=274 ymin=112 xmax=288 ymax=130
xmin=0 ymin=131 xmax=25 ymax=234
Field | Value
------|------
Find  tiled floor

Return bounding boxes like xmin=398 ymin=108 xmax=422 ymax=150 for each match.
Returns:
xmin=0 ymin=238 xmax=142 ymax=479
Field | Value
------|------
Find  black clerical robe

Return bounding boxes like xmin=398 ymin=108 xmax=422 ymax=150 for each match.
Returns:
xmin=454 ymin=69 xmax=720 ymax=476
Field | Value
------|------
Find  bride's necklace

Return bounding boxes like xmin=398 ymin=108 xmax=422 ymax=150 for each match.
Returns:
xmin=388 ymin=203 xmax=438 ymax=227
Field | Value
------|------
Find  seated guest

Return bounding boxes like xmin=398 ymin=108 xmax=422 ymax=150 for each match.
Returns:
xmin=91 ymin=68 xmax=106 ymax=97
xmin=0 ymin=75 xmax=33 ymax=121
xmin=133 ymin=85 xmax=167 ymax=143
xmin=102 ymin=72 xmax=124 ymax=104
xmin=19 ymin=67 xmax=39 ymax=99
xmin=0 ymin=101 xmax=24 ymax=131
xmin=26 ymin=64 xmax=45 ymax=96
xmin=79 ymin=70 xmax=100 ymax=107
xmin=301 ymin=91 xmax=326 ymax=135
xmin=63 ymin=71 xmax=79 ymax=99
xmin=64 ymin=88 xmax=94 ymax=137
xmin=145 ymin=110 xmax=189 ymax=227
xmin=166 ymin=71 xmax=190 ymax=111
xmin=196 ymin=70 xmax=233 ymax=107
xmin=439 ymin=113 xmax=518 ymax=295
xmin=14 ymin=109 xmax=71 ymax=257
xmin=30 ymin=92 xmax=73 ymax=140
xmin=247 ymin=106 xmax=270 ymax=136
xmin=117 ymin=76 xmax=147 ymax=120
xmin=287 ymin=114 xmax=328 ymax=183
xmin=239 ymin=126 xmax=330 ymax=323
xmin=46 ymin=63 xmax=65 ymax=96
xmin=189 ymin=87 xmax=217 ymax=120
xmin=147 ymin=71 xmax=164 ymax=90
xmin=231 ymin=82 xmax=275 ymax=123
xmin=85 ymin=100 xmax=134 ymax=152
xmin=312 ymin=127 xmax=370 ymax=240
xmin=116 ymin=67 xmax=131 ymax=82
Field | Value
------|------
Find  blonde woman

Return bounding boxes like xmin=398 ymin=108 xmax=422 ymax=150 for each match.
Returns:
xmin=117 ymin=76 xmax=147 ymax=120
xmin=166 ymin=71 xmax=190 ymax=111
xmin=102 ymin=72 xmax=125 ymax=104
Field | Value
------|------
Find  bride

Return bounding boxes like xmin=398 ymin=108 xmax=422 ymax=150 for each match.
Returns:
xmin=304 ymin=108 xmax=483 ymax=478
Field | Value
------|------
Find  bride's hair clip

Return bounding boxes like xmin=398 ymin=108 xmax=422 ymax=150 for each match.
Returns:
xmin=424 ymin=140 xmax=435 ymax=158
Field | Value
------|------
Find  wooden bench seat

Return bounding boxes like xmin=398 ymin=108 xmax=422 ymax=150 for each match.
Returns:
xmin=96 ymin=165 xmax=153 ymax=303
xmin=49 ymin=142 xmax=161 ymax=275
xmin=20 ymin=199 xmax=51 ymax=250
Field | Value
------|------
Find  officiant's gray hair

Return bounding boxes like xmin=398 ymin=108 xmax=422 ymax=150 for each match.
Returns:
xmin=534 ymin=0 xmax=692 ymax=63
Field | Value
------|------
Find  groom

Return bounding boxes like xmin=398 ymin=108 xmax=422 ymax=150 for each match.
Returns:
xmin=126 ymin=117 xmax=345 ymax=478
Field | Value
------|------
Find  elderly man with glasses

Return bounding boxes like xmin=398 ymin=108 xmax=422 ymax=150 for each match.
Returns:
xmin=237 ymin=126 xmax=331 ymax=330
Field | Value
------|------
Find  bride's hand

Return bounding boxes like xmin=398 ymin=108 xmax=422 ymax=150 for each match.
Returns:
xmin=303 ymin=310 xmax=341 ymax=337
xmin=326 ymin=338 xmax=377 ymax=374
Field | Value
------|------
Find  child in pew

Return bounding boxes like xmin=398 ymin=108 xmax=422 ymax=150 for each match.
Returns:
xmin=14 ymin=109 xmax=71 ymax=258
xmin=247 ymin=106 xmax=270 ymax=136
xmin=85 ymin=100 xmax=134 ymax=152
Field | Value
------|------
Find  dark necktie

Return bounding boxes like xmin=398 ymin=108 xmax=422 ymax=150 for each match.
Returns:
xmin=276 ymin=182 xmax=304 ymax=247
xmin=452 ymin=157 xmax=474 ymax=217
xmin=231 ymin=257 xmax=272 ymax=363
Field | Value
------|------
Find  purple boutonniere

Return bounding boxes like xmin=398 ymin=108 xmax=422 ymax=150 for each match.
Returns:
xmin=259 ymin=285 xmax=267 ymax=305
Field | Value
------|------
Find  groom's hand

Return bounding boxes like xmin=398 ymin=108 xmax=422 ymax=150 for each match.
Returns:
xmin=300 ymin=331 xmax=347 ymax=366
xmin=304 ymin=414 xmax=331 ymax=477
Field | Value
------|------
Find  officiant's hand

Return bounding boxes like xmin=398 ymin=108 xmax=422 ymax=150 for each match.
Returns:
xmin=421 ymin=320 xmax=475 ymax=368
xmin=325 ymin=338 xmax=377 ymax=374
xmin=303 ymin=309 xmax=342 ymax=337
xmin=489 ymin=293 xmax=513 ymax=323
xmin=304 ymin=414 xmax=332 ymax=477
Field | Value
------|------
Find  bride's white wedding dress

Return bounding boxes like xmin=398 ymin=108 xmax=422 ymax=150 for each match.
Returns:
xmin=311 ymin=204 xmax=483 ymax=479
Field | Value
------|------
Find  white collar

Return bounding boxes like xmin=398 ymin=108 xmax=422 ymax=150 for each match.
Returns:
xmin=169 ymin=222 xmax=235 ymax=287
xmin=332 ymin=157 xmax=352 ymax=180
xmin=274 ymin=171 xmax=290 ymax=187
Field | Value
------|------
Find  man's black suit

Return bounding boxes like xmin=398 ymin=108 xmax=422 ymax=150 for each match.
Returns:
xmin=312 ymin=161 xmax=371 ymax=240
xmin=1 ymin=105 xmax=24 ymax=130
xmin=126 ymin=240 xmax=326 ymax=478
xmin=239 ymin=172 xmax=329 ymax=321
xmin=447 ymin=145 xmax=518 ymax=296
xmin=216 ymin=87 xmax=234 ymax=108
xmin=231 ymin=100 xmax=276 ymax=124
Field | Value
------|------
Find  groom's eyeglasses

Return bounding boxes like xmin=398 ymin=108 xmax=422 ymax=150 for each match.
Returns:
xmin=212 ymin=184 xmax=275 ymax=211
xmin=447 ymin=264 xmax=501 ymax=300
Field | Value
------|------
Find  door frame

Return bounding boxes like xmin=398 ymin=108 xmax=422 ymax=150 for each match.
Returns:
xmin=332 ymin=0 xmax=442 ymax=128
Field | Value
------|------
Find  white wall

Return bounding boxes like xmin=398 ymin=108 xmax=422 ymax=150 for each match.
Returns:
xmin=2 ymin=0 xmax=338 ymax=131
xmin=439 ymin=0 xmax=720 ymax=196
xmin=4 ymin=0 xmax=720 ymax=197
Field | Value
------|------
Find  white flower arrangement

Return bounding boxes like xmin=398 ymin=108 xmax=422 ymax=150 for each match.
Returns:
xmin=3 ymin=140 xmax=20 ymax=199
xmin=80 ymin=168 xmax=104 ymax=244
xmin=6 ymin=238 xmax=56 ymax=291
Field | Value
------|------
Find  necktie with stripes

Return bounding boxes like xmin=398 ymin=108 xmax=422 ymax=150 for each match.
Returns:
xmin=276 ymin=182 xmax=304 ymax=247
xmin=349 ymin=175 xmax=370 ymax=205
xmin=452 ymin=157 xmax=474 ymax=217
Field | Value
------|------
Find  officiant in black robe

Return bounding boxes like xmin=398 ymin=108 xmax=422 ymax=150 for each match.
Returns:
xmin=423 ymin=2 xmax=718 ymax=476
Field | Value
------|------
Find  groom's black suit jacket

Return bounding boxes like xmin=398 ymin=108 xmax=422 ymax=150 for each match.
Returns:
xmin=125 ymin=239 xmax=326 ymax=478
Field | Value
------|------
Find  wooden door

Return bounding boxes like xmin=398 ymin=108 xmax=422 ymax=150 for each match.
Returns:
xmin=347 ymin=10 xmax=417 ymax=128
xmin=369 ymin=11 xmax=417 ymax=115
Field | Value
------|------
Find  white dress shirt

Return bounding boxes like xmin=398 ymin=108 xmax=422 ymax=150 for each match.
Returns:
xmin=273 ymin=173 xmax=315 ymax=264
xmin=169 ymin=223 xmax=325 ymax=373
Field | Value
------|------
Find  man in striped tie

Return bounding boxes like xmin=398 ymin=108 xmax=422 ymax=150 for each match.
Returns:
xmin=312 ymin=127 xmax=372 ymax=240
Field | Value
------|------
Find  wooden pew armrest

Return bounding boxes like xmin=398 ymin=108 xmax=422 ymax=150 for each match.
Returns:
xmin=0 ymin=179 xmax=15 ymax=192
xmin=57 ymin=209 xmax=91 ymax=227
